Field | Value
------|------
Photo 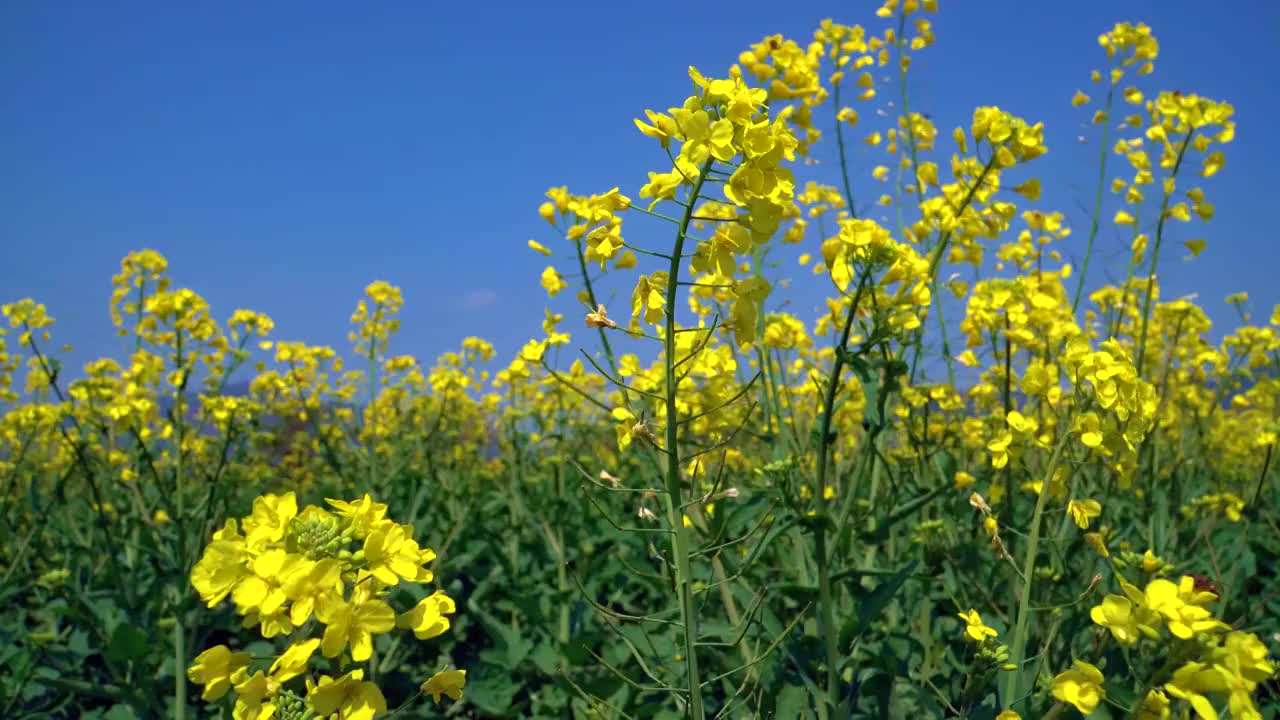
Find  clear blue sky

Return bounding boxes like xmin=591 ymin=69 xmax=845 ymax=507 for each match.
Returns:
xmin=3 ymin=1 xmax=1278 ymax=376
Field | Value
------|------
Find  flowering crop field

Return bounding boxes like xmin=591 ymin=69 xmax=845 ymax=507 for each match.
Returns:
xmin=2 ymin=1 xmax=1278 ymax=719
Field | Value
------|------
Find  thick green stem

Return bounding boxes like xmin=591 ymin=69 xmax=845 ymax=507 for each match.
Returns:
xmin=816 ymin=530 xmax=841 ymax=714
xmin=173 ymin=333 xmax=188 ymax=720
xmin=812 ymin=270 xmax=872 ymax=713
xmin=663 ymin=161 xmax=712 ymax=719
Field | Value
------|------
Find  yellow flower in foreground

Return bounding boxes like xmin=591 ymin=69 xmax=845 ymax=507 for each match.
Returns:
xmin=957 ymin=608 xmax=998 ymax=642
xmin=269 ymin=638 xmax=319 ymax=683
xmin=397 ymin=590 xmax=457 ymax=640
xmin=325 ymin=494 xmax=390 ymax=539
xmin=1214 ymin=631 xmax=1276 ymax=685
xmin=1090 ymin=594 xmax=1158 ymax=644
xmin=230 ymin=668 xmax=280 ymax=720
xmin=1143 ymin=578 xmax=1224 ymax=639
xmin=1164 ymin=662 xmax=1226 ymax=720
xmin=191 ymin=538 xmax=249 ymax=608
xmin=1067 ymin=498 xmax=1102 ymax=529
xmin=528 ymin=239 xmax=552 ymax=256
xmin=316 ymin=588 xmax=396 ymax=661
xmin=422 ymin=669 xmax=467 ymax=703
xmin=187 ymin=644 xmax=252 ymax=702
xmin=363 ymin=523 xmax=434 ymax=586
xmin=308 ymin=669 xmax=387 ymax=720
xmin=996 ymin=712 xmax=1022 ymax=720
xmin=1051 ymin=660 xmax=1105 ymax=715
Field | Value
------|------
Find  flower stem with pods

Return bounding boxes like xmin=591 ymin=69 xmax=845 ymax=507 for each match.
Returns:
xmin=663 ymin=159 xmax=713 ymax=719
xmin=812 ymin=268 xmax=873 ymax=715
xmin=1134 ymin=130 xmax=1194 ymax=374
xmin=1071 ymin=81 xmax=1116 ymax=314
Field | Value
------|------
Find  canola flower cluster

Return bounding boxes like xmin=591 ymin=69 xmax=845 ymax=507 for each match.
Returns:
xmin=188 ymin=492 xmax=463 ymax=719
xmin=1051 ymin=574 xmax=1275 ymax=719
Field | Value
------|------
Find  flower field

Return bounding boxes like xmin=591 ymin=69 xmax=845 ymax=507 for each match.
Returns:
xmin=2 ymin=1 xmax=1278 ymax=718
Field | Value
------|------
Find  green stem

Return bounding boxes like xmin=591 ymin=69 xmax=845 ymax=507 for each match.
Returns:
xmin=832 ymin=76 xmax=858 ymax=218
xmin=575 ymin=239 xmax=631 ymax=407
xmin=1002 ymin=433 xmax=1071 ymax=712
xmin=173 ymin=333 xmax=188 ymax=720
xmin=813 ymin=269 xmax=873 ymax=714
xmin=894 ymin=10 xmax=956 ymax=388
xmin=1071 ymin=83 xmax=1116 ymax=314
xmin=1134 ymin=130 xmax=1194 ymax=373
xmin=816 ymin=529 xmax=841 ymax=715
xmin=663 ymin=160 xmax=713 ymax=720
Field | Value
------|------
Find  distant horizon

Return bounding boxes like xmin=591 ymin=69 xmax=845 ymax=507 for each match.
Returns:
xmin=4 ymin=0 xmax=1278 ymax=382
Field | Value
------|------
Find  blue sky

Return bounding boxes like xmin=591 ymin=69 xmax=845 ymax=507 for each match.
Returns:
xmin=3 ymin=1 xmax=1278 ymax=377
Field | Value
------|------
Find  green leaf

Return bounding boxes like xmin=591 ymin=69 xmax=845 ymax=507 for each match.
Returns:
xmin=839 ymin=561 xmax=919 ymax=653
xmin=103 ymin=705 xmax=139 ymax=720
xmin=105 ymin=623 xmax=149 ymax=663
xmin=466 ymin=662 xmax=520 ymax=717
xmin=776 ymin=685 xmax=817 ymax=720
xmin=530 ymin=642 xmax=559 ymax=675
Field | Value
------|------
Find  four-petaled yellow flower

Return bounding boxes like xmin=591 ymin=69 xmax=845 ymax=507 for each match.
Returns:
xmin=316 ymin=587 xmax=397 ymax=661
xmin=187 ymin=644 xmax=252 ymax=702
xmin=1067 ymin=498 xmax=1102 ymax=529
xmin=957 ymin=608 xmax=998 ymax=642
xmin=1051 ymin=660 xmax=1106 ymax=715
xmin=421 ymin=669 xmax=467 ymax=704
